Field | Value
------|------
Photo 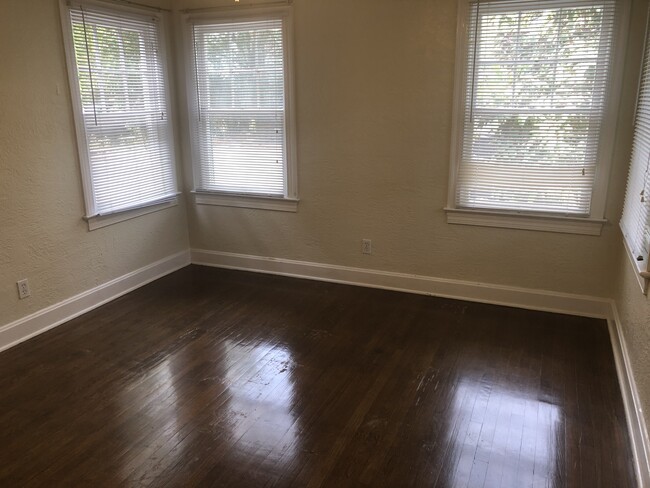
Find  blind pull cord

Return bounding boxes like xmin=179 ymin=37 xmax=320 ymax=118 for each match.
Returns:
xmin=641 ymin=150 xmax=650 ymax=203
xmin=468 ymin=0 xmax=480 ymax=124
xmin=637 ymin=152 xmax=650 ymax=263
xmin=80 ymin=6 xmax=99 ymax=127
xmin=192 ymin=26 xmax=202 ymax=122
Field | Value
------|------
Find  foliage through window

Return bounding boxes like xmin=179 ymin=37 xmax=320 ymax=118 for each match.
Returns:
xmin=63 ymin=2 xmax=176 ymax=218
xmin=189 ymin=12 xmax=296 ymax=199
xmin=452 ymin=0 xmax=617 ymax=216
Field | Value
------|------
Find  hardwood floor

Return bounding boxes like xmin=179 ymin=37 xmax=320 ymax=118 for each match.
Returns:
xmin=0 ymin=265 xmax=636 ymax=487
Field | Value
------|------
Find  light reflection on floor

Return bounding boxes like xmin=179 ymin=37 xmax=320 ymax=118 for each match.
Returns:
xmin=443 ymin=378 xmax=561 ymax=486
xmin=113 ymin=341 xmax=301 ymax=482
xmin=116 ymin=356 xmax=182 ymax=483
xmin=223 ymin=340 xmax=299 ymax=465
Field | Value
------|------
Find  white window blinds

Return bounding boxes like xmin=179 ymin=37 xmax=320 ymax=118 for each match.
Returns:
xmin=456 ymin=0 xmax=617 ymax=215
xmin=191 ymin=18 xmax=287 ymax=196
xmin=621 ymin=18 xmax=650 ymax=266
xmin=66 ymin=4 xmax=176 ymax=217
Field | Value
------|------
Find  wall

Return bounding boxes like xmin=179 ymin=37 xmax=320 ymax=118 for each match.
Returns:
xmin=615 ymin=251 xmax=650 ymax=424
xmin=0 ymin=0 xmax=190 ymax=326
xmin=177 ymin=0 xmax=643 ymax=299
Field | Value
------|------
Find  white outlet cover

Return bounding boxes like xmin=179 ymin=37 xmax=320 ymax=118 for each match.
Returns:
xmin=17 ymin=279 xmax=30 ymax=299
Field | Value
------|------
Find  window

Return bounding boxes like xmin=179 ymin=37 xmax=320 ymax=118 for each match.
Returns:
xmin=185 ymin=6 xmax=298 ymax=212
xmin=621 ymin=15 xmax=650 ymax=293
xmin=60 ymin=0 xmax=177 ymax=229
xmin=446 ymin=0 xmax=624 ymax=234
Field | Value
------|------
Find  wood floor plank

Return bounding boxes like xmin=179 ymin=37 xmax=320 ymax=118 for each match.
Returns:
xmin=0 ymin=265 xmax=638 ymax=487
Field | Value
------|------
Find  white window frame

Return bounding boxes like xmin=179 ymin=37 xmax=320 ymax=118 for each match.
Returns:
xmin=445 ymin=0 xmax=629 ymax=235
xmin=59 ymin=0 xmax=178 ymax=230
xmin=183 ymin=5 xmax=298 ymax=213
xmin=620 ymin=9 xmax=650 ymax=294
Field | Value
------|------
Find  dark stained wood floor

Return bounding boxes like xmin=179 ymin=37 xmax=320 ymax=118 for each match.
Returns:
xmin=0 ymin=265 xmax=636 ymax=487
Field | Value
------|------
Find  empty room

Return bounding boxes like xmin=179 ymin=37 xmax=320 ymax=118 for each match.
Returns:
xmin=2 ymin=0 xmax=650 ymax=486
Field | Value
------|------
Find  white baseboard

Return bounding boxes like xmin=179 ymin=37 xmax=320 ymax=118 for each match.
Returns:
xmin=609 ymin=303 xmax=650 ymax=488
xmin=191 ymin=249 xmax=612 ymax=319
xmin=0 ymin=250 xmax=191 ymax=353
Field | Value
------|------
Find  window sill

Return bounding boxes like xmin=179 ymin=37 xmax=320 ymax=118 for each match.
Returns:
xmin=444 ymin=207 xmax=606 ymax=236
xmin=84 ymin=198 xmax=178 ymax=231
xmin=193 ymin=192 xmax=299 ymax=212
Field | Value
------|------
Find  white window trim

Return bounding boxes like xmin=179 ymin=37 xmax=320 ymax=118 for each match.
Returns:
xmin=85 ymin=198 xmax=179 ymax=230
xmin=446 ymin=0 xmax=630 ymax=234
xmin=193 ymin=191 xmax=298 ymax=212
xmin=183 ymin=5 xmax=298 ymax=212
xmin=445 ymin=207 xmax=606 ymax=235
xmin=59 ymin=0 xmax=179 ymax=231
xmin=619 ymin=6 xmax=650 ymax=294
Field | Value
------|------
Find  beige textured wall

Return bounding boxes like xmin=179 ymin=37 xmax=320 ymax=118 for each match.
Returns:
xmin=178 ymin=0 xmax=641 ymax=298
xmin=0 ymin=0 xmax=189 ymax=326
xmin=615 ymin=249 xmax=650 ymax=425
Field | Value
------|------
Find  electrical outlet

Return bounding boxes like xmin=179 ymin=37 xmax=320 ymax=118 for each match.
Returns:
xmin=17 ymin=279 xmax=30 ymax=300
xmin=362 ymin=239 xmax=372 ymax=255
